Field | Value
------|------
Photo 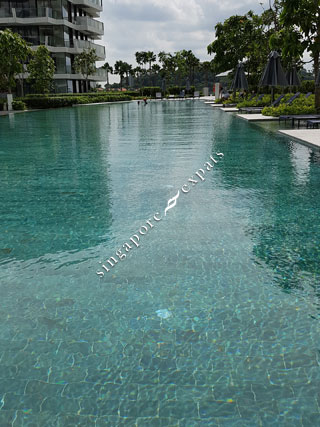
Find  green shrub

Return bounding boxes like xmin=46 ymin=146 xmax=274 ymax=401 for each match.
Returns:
xmin=23 ymin=97 xmax=75 ymax=109
xmin=25 ymin=91 xmax=136 ymax=98
xmin=300 ymin=80 xmax=315 ymax=94
xmin=12 ymin=100 xmax=26 ymax=110
xmin=237 ymin=94 xmax=272 ymax=108
xmin=0 ymin=98 xmax=6 ymax=111
xmin=262 ymin=94 xmax=316 ymax=116
xmin=139 ymin=87 xmax=161 ymax=96
xmin=165 ymin=86 xmax=195 ymax=95
xmin=22 ymin=94 xmax=132 ymax=109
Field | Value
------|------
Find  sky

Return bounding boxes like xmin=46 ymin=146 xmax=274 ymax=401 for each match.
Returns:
xmin=99 ymin=0 xmax=272 ymax=83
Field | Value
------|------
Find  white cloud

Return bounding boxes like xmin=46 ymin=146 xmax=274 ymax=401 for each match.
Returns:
xmin=97 ymin=0 xmax=269 ymax=82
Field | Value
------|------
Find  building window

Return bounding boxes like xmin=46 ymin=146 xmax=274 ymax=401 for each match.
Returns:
xmin=67 ymin=80 xmax=73 ymax=93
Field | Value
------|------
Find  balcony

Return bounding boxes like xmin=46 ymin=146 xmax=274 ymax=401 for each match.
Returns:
xmin=69 ymin=0 xmax=102 ymax=17
xmin=73 ymin=39 xmax=105 ymax=60
xmin=0 ymin=7 xmax=62 ymax=24
xmin=27 ymin=36 xmax=105 ymax=60
xmin=0 ymin=8 xmax=12 ymax=18
xmin=75 ymin=16 xmax=104 ymax=36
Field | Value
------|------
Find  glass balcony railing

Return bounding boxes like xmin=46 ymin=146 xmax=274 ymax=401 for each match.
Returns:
xmin=73 ymin=39 xmax=105 ymax=58
xmin=70 ymin=0 xmax=102 ymax=10
xmin=94 ymin=68 xmax=108 ymax=78
xmin=75 ymin=16 xmax=104 ymax=34
xmin=15 ymin=7 xmax=47 ymax=18
xmin=0 ymin=8 xmax=13 ymax=18
xmin=89 ymin=0 xmax=102 ymax=7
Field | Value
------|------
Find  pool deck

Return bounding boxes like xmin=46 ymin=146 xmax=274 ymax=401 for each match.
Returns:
xmin=220 ymin=107 xmax=239 ymax=112
xmin=217 ymin=109 xmax=320 ymax=150
xmin=279 ymin=129 xmax=320 ymax=150
xmin=237 ymin=114 xmax=279 ymax=121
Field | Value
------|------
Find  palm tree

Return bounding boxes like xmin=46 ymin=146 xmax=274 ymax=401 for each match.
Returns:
xmin=102 ymin=62 xmax=113 ymax=90
xmin=135 ymin=51 xmax=145 ymax=68
xmin=173 ymin=51 xmax=187 ymax=87
xmin=181 ymin=50 xmax=200 ymax=84
xmin=159 ymin=51 xmax=177 ymax=85
xmin=145 ymin=51 xmax=156 ymax=72
xmin=132 ymin=66 xmax=143 ymax=89
xmin=114 ymin=60 xmax=127 ymax=90
xmin=201 ymin=61 xmax=213 ymax=87
xmin=122 ymin=62 xmax=132 ymax=88
xmin=151 ymin=63 xmax=161 ymax=85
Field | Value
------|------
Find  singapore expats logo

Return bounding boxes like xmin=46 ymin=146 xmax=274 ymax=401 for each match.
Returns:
xmin=96 ymin=152 xmax=224 ymax=277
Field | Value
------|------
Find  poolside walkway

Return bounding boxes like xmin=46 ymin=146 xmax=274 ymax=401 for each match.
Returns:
xmin=279 ymin=129 xmax=320 ymax=150
xmin=237 ymin=114 xmax=279 ymax=121
xmin=220 ymin=107 xmax=239 ymax=112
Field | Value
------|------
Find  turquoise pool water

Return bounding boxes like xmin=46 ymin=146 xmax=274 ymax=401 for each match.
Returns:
xmin=0 ymin=101 xmax=319 ymax=426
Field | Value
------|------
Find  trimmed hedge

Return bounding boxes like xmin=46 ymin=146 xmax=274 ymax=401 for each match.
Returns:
xmin=300 ymin=80 xmax=315 ymax=94
xmin=237 ymin=94 xmax=273 ymax=108
xmin=24 ymin=91 xmax=138 ymax=98
xmin=167 ymin=86 xmax=195 ymax=95
xmin=12 ymin=100 xmax=26 ymax=110
xmin=0 ymin=98 xmax=6 ymax=111
xmin=20 ymin=94 xmax=132 ymax=109
xmin=262 ymin=94 xmax=316 ymax=116
xmin=139 ymin=86 xmax=196 ymax=96
xmin=139 ymin=87 xmax=161 ymax=96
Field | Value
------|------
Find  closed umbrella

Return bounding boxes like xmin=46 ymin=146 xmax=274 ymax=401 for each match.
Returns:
xmin=316 ymin=70 xmax=320 ymax=86
xmin=259 ymin=51 xmax=288 ymax=102
xmin=286 ymin=66 xmax=301 ymax=86
xmin=230 ymin=62 xmax=248 ymax=99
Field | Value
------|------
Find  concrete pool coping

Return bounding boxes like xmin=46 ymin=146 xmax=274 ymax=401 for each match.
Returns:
xmin=215 ymin=108 xmax=320 ymax=150
xmin=73 ymin=100 xmax=132 ymax=107
xmin=278 ymin=129 xmax=320 ymax=150
xmin=220 ymin=107 xmax=239 ymax=112
xmin=236 ymin=113 xmax=279 ymax=121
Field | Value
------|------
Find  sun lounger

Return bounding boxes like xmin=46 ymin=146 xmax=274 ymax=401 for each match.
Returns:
xmin=279 ymin=114 xmax=320 ymax=128
xmin=307 ymin=119 xmax=320 ymax=129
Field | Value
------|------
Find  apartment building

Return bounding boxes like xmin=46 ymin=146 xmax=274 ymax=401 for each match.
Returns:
xmin=0 ymin=0 xmax=106 ymax=93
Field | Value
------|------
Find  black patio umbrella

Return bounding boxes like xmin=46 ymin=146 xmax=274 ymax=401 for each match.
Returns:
xmin=259 ymin=51 xmax=288 ymax=102
xmin=286 ymin=66 xmax=301 ymax=86
xmin=230 ymin=62 xmax=248 ymax=99
xmin=161 ymin=78 xmax=166 ymax=94
xmin=316 ymin=70 xmax=320 ymax=87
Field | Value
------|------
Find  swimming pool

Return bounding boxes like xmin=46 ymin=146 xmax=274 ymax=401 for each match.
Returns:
xmin=0 ymin=101 xmax=319 ymax=426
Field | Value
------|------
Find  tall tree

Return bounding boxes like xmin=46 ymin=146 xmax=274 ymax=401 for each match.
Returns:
xmin=145 ymin=51 xmax=156 ymax=72
xmin=74 ymin=48 xmax=98 ymax=92
xmin=280 ymin=0 xmax=320 ymax=110
xmin=201 ymin=61 xmax=214 ymax=87
xmin=0 ymin=29 xmax=31 ymax=94
xmin=135 ymin=51 xmax=145 ymax=69
xmin=102 ymin=62 xmax=113 ymax=89
xmin=151 ymin=63 xmax=161 ymax=85
xmin=27 ymin=45 xmax=55 ymax=94
xmin=114 ymin=60 xmax=132 ymax=90
xmin=181 ymin=50 xmax=200 ymax=84
xmin=207 ymin=11 xmax=270 ymax=85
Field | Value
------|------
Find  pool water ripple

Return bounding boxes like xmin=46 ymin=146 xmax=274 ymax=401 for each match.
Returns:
xmin=0 ymin=101 xmax=319 ymax=426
